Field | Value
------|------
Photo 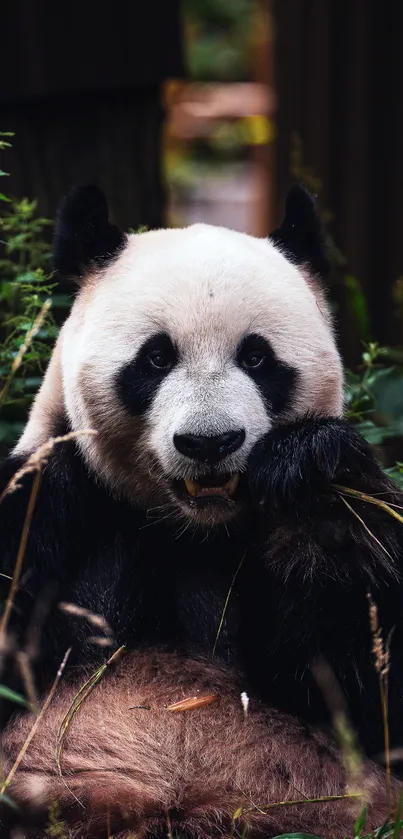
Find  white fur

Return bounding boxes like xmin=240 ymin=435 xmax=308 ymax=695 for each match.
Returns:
xmin=15 ymin=223 xmax=344 ymax=507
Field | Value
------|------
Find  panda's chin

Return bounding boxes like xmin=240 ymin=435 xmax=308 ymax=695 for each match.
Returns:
xmin=170 ymin=473 xmax=243 ymax=525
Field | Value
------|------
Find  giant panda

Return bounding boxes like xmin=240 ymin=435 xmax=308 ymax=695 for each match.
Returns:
xmin=1 ymin=184 xmax=403 ymax=838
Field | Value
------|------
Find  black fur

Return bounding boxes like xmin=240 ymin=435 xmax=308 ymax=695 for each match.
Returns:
xmin=270 ymin=184 xmax=329 ymax=278
xmin=117 ymin=332 xmax=179 ymax=415
xmin=248 ymin=417 xmax=386 ymax=507
xmin=118 ymin=332 xmax=298 ymax=420
xmin=53 ymin=185 xmax=126 ymax=279
xmin=236 ymin=333 xmax=298 ymax=416
xmin=1 ymin=418 xmax=403 ymax=764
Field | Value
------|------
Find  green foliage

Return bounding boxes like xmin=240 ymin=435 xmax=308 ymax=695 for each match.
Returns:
xmin=44 ymin=801 xmax=69 ymax=838
xmin=345 ymin=343 xmax=403 ymax=488
xmin=0 ymin=131 xmax=13 ymax=203
xmin=0 ymin=685 xmax=29 ymax=707
xmin=183 ymin=0 xmax=254 ymax=81
xmin=0 ymin=791 xmax=19 ymax=811
xmin=271 ymin=834 xmax=323 ymax=839
xmin=353 ymin=806 xmax=368 ymax=836
xmin=0 ymin=143 xmax=55 ymax=453
xmin=346 ymin=343 xmax=403 ymax=437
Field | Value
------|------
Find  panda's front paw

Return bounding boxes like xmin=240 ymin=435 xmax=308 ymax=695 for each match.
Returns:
xmin=247 ymin=417 xmax=381 ymax=509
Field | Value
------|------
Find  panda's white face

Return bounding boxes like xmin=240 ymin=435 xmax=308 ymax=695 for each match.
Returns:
xmin=51 ymin=223 xmax=343 ymax=526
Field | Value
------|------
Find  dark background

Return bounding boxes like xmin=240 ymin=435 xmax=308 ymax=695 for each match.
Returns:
xmin=1 ymin=0 xmax=403 ymax=461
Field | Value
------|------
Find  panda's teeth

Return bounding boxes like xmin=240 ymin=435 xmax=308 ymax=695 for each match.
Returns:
xmin=183 ymin=474 xmax=239 ymax=499
xmin=226 ymin=473 xmax=240 ymax=496
xmin=184 ymin=479 xmax=199 ymax=497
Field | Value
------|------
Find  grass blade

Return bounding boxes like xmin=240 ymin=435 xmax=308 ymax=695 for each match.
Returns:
xmin=0 ymin=686 xmax=29 ymax=707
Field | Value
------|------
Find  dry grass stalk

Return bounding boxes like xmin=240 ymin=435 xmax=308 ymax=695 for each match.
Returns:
xmin=0 ymin=299 xmax=52 ymax=409
xmin=0 ymin=429 xmax=97 ymax=504
xmin=0 ymin=647 xmax=71 ymax=797
xmin=0 ymin=430 xmax=96 ymax=643
xmin=56 ymin=645 xmax=126 ymax=780
xmin=87 ymin=636 xmax=114 ymax=647
xmin=334 ymin=484 xmax=403 ymax=526
xmin=166 ymin=811 xmax=173 ymax=839
xmin=17 ymin=650 xmax=39 ymax=715
xmin=311 ymin=658 xmax=364 ymax=788
xmin=233 ymin=783 xmax=266 ymax=817
xmin=368 ymin=594 xmax=391 ymax=679
xmin=212 ymin=552 xmax=246 ymax=658
xmin=59 ymin=603 xmax=114 ymax=648
xmin=58 ymin=602 xmax=112 ymax=637
xmin=338 ymin=494 xmax=394 ymax=561
xmin=236 ymin=791 xmax=363 ymax=818
xmin=339 ymin=493 xmax=393 ymax=562
xmin=367 ymin=593 xmax=392 ymax=813
xmin=336 ymin=486 xmax=394 ymax=810
xmin=0 ymin=469 xmax=42 ymax=640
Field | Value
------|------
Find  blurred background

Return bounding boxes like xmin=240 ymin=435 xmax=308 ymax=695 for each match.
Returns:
xmin=1 ymin=0 xmax=403 ymax=475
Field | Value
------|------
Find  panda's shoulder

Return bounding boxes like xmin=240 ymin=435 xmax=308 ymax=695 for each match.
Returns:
xmin=0 ymin=440 xmax=112 ymax=557
xmin=0 ymin=438 xmax=84 ymax=509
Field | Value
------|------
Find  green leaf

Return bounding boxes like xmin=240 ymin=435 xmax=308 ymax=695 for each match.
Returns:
xmin=0 ymin=792 xmax=19 ymax=811
xmin=51 ymin=293 xmax=73 ymax=310
xmin=370 ymin=366 xmax=403 ymax=433
xmin=357 ymin=419 xmax=396 ymax=445
xmin=386 ymin=466 xmax=403 ymax=490
xmin=0 ymin=685 xmax=29 ymax=707
xmin=354 ymin=806 xmax=367 ymax=837
xmin=393 ymin=792 xmax=403 ymax=839
xmin=374 ymin=816 xmax=396 ymax=839
xmin=0 ymin=169 xmax=9 ymax=177
xmin=270 ymin=835 xmax=323 ymax=839
xmin=0 ymin=193 xmax=11 ymax=202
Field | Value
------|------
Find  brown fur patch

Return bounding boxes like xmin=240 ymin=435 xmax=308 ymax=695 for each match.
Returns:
xmin=3 ymin=652 xmax=399 ymax=838
xmin=77 ymin=364 xmax=174 ymax=509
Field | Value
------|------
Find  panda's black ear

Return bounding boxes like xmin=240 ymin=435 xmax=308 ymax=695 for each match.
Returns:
xmin=269 ymin=185 xmax=329 ymax=278
xmin=53 ymin=185 xmax=126 ymax=281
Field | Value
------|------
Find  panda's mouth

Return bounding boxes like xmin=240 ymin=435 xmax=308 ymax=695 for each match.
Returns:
xmin=170 ymin=472 xmax=244 ymax=524
xmin=183 ymin=473 xmax=240 ymax=500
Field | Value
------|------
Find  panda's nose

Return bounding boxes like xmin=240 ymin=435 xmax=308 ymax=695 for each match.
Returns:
xmin=174 ymin=430 xmax=245 ymax=463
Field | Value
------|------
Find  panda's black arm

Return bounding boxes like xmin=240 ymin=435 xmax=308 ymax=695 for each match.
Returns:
xmin=0 ymin=447 xmax=81 ymax=710
xmin=247 ymin=417 xmax=403 ymax=758
xmin=0 ymin=441 xmax=169 ymax=700
xmin=248 ymin=417 xmax=403 ymax=578
xmin=0 ymin=451 xmax=74 ymax=603
xmin=0 ymin=442 xmax=139 ymax=688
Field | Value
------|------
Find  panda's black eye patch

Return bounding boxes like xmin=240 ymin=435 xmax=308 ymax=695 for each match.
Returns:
xmin=116 ymin=332 xmax=178 ymax=416
xmin=237 ymin=333 xmax=298 ymax=416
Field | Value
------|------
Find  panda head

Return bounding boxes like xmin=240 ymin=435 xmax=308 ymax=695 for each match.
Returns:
xmin=19 ymin=185 xmax=344 ymax=526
